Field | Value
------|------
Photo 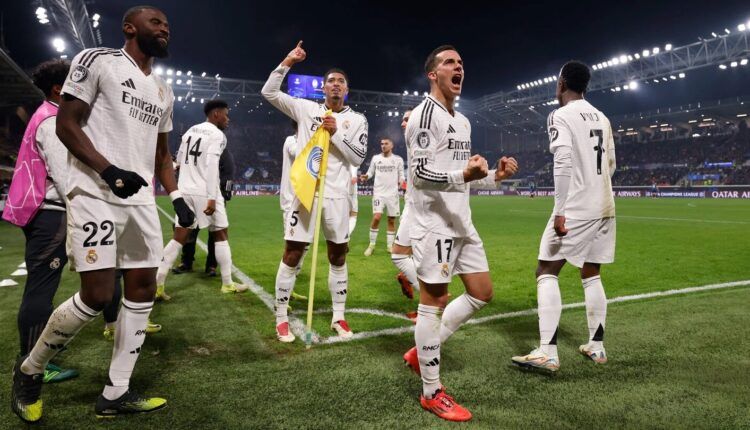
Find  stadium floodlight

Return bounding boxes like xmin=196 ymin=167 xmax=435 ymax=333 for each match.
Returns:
xmin=653 ymin=79 xmax=659 ymax=83
xmin=610 ymin=88 xmax=615 ymax=92
xmin=387 ymin=111 xmax=392 ymax=117
xmin=187 ymin=71 xmax=192 ymax=76
xmin=731 ymin=61 xmax=738 ymax=67
xmin=186 ymin=79 xmax=192 ymax=85
xmin=516 ymin=85 xmax=522 ymax=90
xmin=455 ymin=102 xmax=460 ymax=107
xmin=738 ymin=113 xmax=747 ymax=117
xmin=741 ymin=59 xmax=749 ymax=66
xmin=623 ymin=84 xmax=629 ymax=90
xmin=52 ymin=37 xmax=66 ymax=53
xmin=92 ymin=13 xmax=101 ymax=21
xmin=176 ymin=79 xmax=182 ymax=84
xmin=711 ymin=32 xmax=718 ymax=38
xmin=665 ymin=43 xmax=672 ymax=51
xmin=155 ymin=66 xmax=164 ymax=75
xmin=592 ymin=65 xmax=597 ymax=71
xmin=627 ymin=55 xmax=633 ymax=61
xmin=93 ymin=21 xmax=99 ymax=28
xmin=403 ymin=90 xmax=408 ymax=95
xmin=629 ymin=80 xmax=638 ymax=89
xmin=662 ymin=77 xmax=668 ymax=81
xmin=688 ymin=119 xmax=697 ymax=123
xmin=725 ymin=28 xmax=731 ymax=34
xmin=619 ymin=55 xmax=627 ymax=63
xmin=678 ymin=72 xmax=685 ymax=78
xmin=741 ymin=24 xmax=748 ymax=32
xmin=606 ymin=60 xmax=613 ymax=66
xmin=423 ymin=92 xmax=428 ymax=97
xmin=456 ymin=96 xmax=460 ymax=100
xmin=215 ymin=73 xmax=221 ymax=79
xmin=670 ymin=75 xmax=676 ymax=79
xmin=634 ymin=53 xmax=640 ymax=59
xmin=612 ymin=57 xmax=620 ymax=65
xmin=36 ymin=7 xmax=46 ymax=15
xmin=652 ymin=47 xmax=660 ymax=55
xmin=166 ymin=78 xmax=173 ymax=84
xmin=177 ymin=96 xmax=182 ymax=101
xmin=201 ymin=72 xmax=207 ymax=77
xmin=200 ymin=98 xmax=205 ymax=103
xmin=395 ymin=111 xmax=399 ymax=116
xmin=166 ymin=68 xmax=173 ymax=76
xmin=615 ymin=86 xmax=621 ymax=91
xmin=642 ymin=49 xmax=650 ymax=57
xmin=176 ymin=70 xmax=182 ymax=76
xmin=191 ymin=97 xmax=195 ymax=102
xmin=719 ymin=64 xmax=727 ymax=69
xmin=413 ymin=91 xmax=419 ymax=96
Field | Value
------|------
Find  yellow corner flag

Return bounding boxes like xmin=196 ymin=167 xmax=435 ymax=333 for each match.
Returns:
xmin=290 ymin=112 xmax=332 ymax=211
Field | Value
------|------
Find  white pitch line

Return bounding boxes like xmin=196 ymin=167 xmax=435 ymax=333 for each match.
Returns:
xmin=292 ymin=307 xmax=414 ymax=322
xmin=508 ymin=209 xmax=750 ymax=225
xmin=156 ymin=205 xmax=318 ymax=343
xmin=319 ymin=279 xmax=750 ymax=345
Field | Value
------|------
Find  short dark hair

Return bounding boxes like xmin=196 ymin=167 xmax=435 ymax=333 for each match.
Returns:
xmin=424 ymin=45 xmax=457 ymax=73
xmin=380 ymin=137 xmax=393 ymax=144
xmin=560 ymin=61 xmax=591 ymax=94
xmin=204 ymin=99 xmax=228 ymax=116
xmin=324 ymin=68 xmax=349 ymax=85
xmin=31 ymin=59 xmax=71 ymax=97
xmin=122 ymin=5 xmax=161 ymax=26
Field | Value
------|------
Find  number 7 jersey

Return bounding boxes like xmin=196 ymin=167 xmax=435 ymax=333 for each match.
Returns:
xmin=176 ymin=121 xmax=226 ymax=198
xmin=547 ymin=99 xmax=616 ymax=220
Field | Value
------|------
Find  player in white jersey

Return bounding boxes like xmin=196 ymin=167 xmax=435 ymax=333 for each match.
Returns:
xmin=155 ymin=100 xmax=247 ymax=298
xmin=400 ymin=46 xmax=517 ymax=422
xmin=512 ymin=61 xmax=616 ymax=373
xmin=360 ymin=138 xmax=405 ymax=256
xmin=262 ymin=41 xmax=368 ymax=342
xmin=11 ymin=6 xmax=194 ymax=423
xmin=390 ymin=110 xmax=421 ymax=301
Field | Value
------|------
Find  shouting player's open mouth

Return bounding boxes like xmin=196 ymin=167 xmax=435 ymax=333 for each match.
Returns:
xmin=451 ymin=74 xmax=462 ymax=91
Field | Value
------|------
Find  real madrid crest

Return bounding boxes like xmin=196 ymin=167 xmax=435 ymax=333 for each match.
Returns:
xmin=50 ymin=257 xmax=61 ymax=270
xmin=342 ymin=120 xmax=351 ymax=130
xmin=86 ymin=250 xmax=98 ymax=264
xmin=441 ymin=263 xmax=449 ymax=278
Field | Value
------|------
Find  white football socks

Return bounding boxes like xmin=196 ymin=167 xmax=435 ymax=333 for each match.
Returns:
xmin=22 ymin=292 xmax=100 ymax=375
xmin=103 ymin=298 xmax=153 ymax=400
xmin=386 ymin=231 xmax=395 ymax=249
xmin=156 ymin=239 xmax=182 ymax=286
xmin=368 ymin=228 xmax=378 ymax=246
xmin=275 ymin=261 xmax=298 ymax=325
xmin=329 ymin=264 xmax=348 ymax=322
xmin=214 ymin=240 xmax=233 ymax=285
xmin=537 ymin=274 xmax=562 ymax=357
xmin=415 ymin=304 xmax=442 ymax=398
xmin=390 ymin=253 xmax=419 ymax=292
xmin=440 ymin=293 xmax=487 ymax=342
xmin=583 ymin=275 xmax=607 ymax=350
xmin=295 ymin=246 xmax=309 ymax=276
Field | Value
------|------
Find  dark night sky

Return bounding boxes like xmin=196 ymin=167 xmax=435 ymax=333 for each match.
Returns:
xmin=3 ymin=1 xmax=750 ymax=114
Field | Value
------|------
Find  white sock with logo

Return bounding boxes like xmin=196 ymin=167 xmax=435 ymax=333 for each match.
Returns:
xmin=415 ymin=304 xmax=443 ymax=398
xmin=537 ymin=274 xmax=562 ymax=357
xmin=214 ymin=240 xmax=233 ymax=286
xmin=386 ymin=231 xmax=395 ymax=249
xmin=156 ymin=239 xmax=182 ymax=286
xmin=102 ymin=298 xmax=152 ymax=400
xmin=329 ymin=264 xmax=348 ymax=322
xmin=368 ymin=228 xmax=378 ymax=246
xmin=348 ymin=215 xmax=357 ymax=236
xmin=22 ymin=293 xmax=100 ymax=375
xmin=583 ymin=275 xmax=607 ymax=350
xmin=275 ymin=261 xmax=297 ymax=325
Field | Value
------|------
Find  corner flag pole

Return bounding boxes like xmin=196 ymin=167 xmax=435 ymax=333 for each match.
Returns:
xmin=304 ymin=133 xmax=330 ymax=349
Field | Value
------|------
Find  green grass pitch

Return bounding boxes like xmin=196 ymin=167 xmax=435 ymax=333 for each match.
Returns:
xmin=0 ymin=196 xmax=748 ymax=428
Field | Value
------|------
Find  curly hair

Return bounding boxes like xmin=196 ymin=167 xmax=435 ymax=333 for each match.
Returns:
xmin=31 ymin=59 xmax=71 ymax=97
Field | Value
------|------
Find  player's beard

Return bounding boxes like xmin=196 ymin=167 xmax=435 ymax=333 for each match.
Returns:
xmin=137 ymin=32 xmax=169 ymax=58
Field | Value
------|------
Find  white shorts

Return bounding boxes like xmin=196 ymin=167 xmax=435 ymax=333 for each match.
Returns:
xmin=176 ymin=194 xmax=228 ymax=232
xmin=373 ymin=194 xmax=400 ymax=216
xmin=284 ymin=196 xmax=350 ymax=244
xmin=349 ymin=192 xmax=358 ymax=213
xmin=66 ymin=193 xmax=162 ymax=272
xmin=411 ymin=229 xmax=489 ymax=284
xmin=394 ymin=202 xmax=412 ymax=247
xmin=538 ymin=216 xmax=616 ymax=268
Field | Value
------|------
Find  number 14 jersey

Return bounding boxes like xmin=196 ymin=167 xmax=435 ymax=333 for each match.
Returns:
xmin=176 ymin=121 xmax=226 ymax=198
xmin=547 ymin=99 xmax=616 ymax=220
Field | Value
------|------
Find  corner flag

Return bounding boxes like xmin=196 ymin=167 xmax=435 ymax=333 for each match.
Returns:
xmin=290 ymin=112 xmax=332 ymax=211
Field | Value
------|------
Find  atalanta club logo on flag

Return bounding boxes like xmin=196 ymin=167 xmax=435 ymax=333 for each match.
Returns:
xmin=70 ymin=65 xmax=89 ymax=83
xmin=306 ymin=146 xmax=323 ymax=178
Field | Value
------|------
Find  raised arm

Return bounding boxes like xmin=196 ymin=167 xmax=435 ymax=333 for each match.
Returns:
xmin=261 ymin=41 xmax=307 ymax=121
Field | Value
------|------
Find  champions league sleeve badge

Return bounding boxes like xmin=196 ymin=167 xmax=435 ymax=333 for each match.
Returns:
xmin=417 ymin=131 xmax=430 ymax=148
xmin=70 ymin=65 xmax=89 ymax=83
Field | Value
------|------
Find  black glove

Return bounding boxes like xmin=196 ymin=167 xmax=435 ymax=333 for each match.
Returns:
xmin=100 ymin=165 xmax=149 ymax=199
xmin=221 ymin=180 xmax=233 ymax=202
xmin=172 ymin=197 xmax=195 ymax=228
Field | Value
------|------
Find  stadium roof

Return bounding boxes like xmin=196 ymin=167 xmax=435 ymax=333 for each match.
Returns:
xmin=0 ymin=48 xmax=43 ymax=107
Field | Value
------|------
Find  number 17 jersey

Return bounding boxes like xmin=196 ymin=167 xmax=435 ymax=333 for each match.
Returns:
xmin=177 ymin=121 xmax=226 ymax=197
xmin=547 ymin=99 xmax=616 ymax=220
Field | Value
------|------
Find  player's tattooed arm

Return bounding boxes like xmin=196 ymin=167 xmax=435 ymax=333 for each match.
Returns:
xmin=56 ymin=94 xmax=112 ymax=174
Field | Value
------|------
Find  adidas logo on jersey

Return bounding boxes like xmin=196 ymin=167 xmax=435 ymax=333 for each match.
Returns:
xmin=121 ymin=78 xmax=136 ymax=89
xmin=447 ymin=124 xmax=456 ymax=134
